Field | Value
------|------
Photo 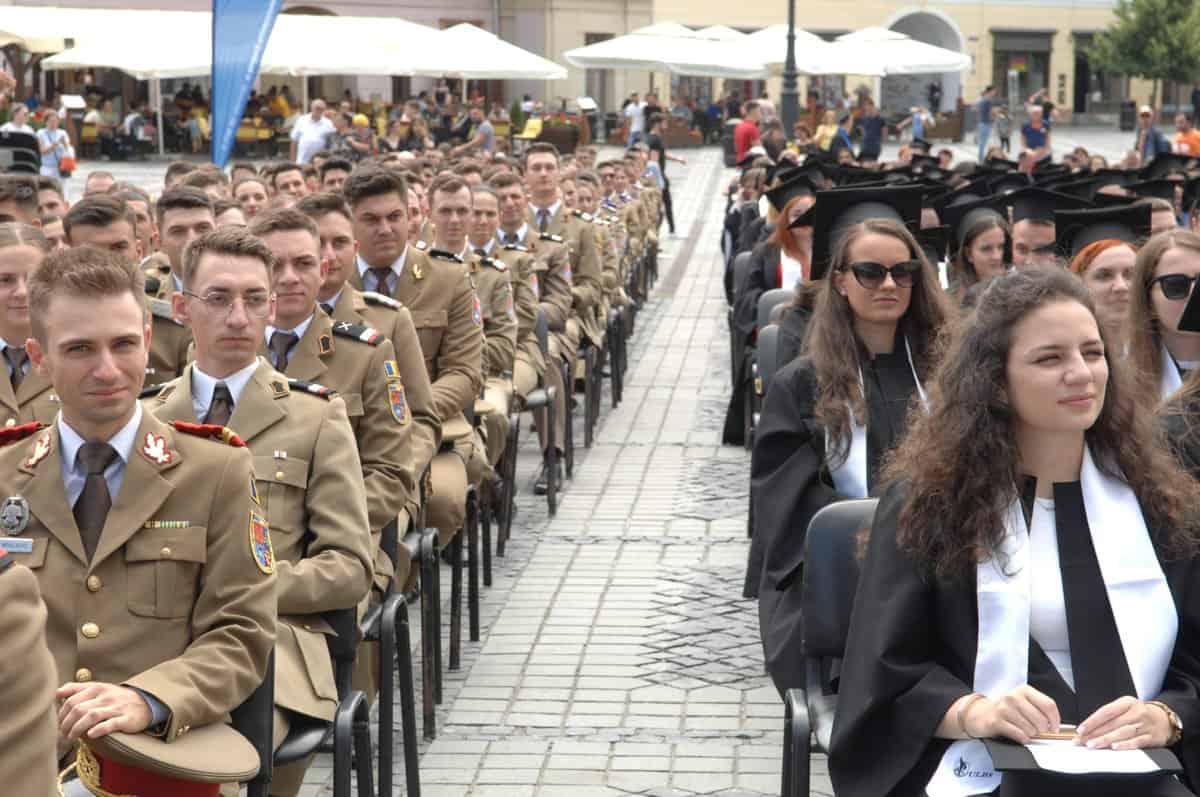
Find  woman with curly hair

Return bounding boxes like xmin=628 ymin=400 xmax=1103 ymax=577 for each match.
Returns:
xmin=751 ymin=214 xmax=952 ymax=692
xmin=831 ymin=267 xmax=1200 ymax=796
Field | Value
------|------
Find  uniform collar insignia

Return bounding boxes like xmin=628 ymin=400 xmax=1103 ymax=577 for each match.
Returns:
xmin=141 ymin=431 xmax=173 ymax=465
xmin=23 ymin=431 xmax=52 ymax=469
xmin=318 ymin=334 xmax=333 ymax=355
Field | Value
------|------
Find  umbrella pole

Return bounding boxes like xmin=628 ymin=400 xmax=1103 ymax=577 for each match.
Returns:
xmin=153 ymin=77 xmax=165 ymax=157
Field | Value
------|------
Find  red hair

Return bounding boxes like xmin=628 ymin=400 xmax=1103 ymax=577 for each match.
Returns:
xmin=768 ymin=194 xmax=813 ymax=272
xmin=1070 ymin=238 xmax=1137 ymax=275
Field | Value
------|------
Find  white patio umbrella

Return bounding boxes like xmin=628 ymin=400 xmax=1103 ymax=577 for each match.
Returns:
xmin=564 ymin=22 xmax=767 ymax=79
xmin=418 ymin=23 xmax=566 ymax=80
xmin=260 ymin=15 xmax=435 ymax=79
xmin=822 ymin=27 xmax=971 ymax=77
xmin=739 ymin=24 xmax=830 ymax=74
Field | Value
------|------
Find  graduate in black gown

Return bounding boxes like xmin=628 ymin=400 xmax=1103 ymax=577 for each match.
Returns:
xmin=831 ymin=267 xmax=1200 ymax=797
xmin=750 ymin=185 xmax=952 ymax=691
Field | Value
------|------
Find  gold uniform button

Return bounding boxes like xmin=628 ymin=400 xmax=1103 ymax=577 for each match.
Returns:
xmin=75 ymin=668 xmax=92 ymax=682
xmin=80 ymin=622 xmax=100 ymax=639
xmin=3 ymin=418 xmax=13 ymax=428
xmin=86 ymin=575 xmax=102 ymax=593
xmin=160 ymin=547 xmax=172 ymax=558
xmin=275 ymin=470 xmax=285 ymax=479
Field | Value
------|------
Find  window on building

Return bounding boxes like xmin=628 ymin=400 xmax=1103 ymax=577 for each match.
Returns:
xmin=992 ymin=30 xmax=1053 ymax=110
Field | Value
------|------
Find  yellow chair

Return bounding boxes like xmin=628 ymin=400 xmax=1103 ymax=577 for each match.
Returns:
xmin=492 ymin=121 xmax=511 ymax=139
xmin=512 ymin=117 xmax=542 ymax=155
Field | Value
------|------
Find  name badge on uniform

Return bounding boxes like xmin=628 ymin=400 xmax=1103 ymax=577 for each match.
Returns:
xmin=0 ymin=496 xmax=29 ymax=535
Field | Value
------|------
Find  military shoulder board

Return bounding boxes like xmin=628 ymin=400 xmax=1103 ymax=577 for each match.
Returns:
xmin=173 ymin=421 xmax=246 ymax=447
xmin=413 ymin=239 xmax=429 ymax=251
xmin=148 ymin=298 xmax=182 ymax=325
xmin=539 ymin=232 xmax=565 ymax=244
xmin=287 ymin=378 xmax=337 ymax=400
xmin=0 ymin=422 xmax=44 ymax=447
xmin=573 ymin=209 xmax=594 ymax=223
xmin=503 ymin=243 xmax=529 ymax=253
xmin=428 ymin=249 xmax=464 ymax=263
xmin=139 ymin=384 xmax=165 ymax=400
xmin=331 ymin=320 xmax=384 ymax=346
xmin=361 ymin=291 xmax=402 ymax=310
xmin=481 ymin=257 xmax=507 ymax=271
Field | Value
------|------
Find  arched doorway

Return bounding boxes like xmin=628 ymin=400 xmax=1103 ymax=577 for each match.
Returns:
xmin=880 ymin=10 xmax=965 ymax=115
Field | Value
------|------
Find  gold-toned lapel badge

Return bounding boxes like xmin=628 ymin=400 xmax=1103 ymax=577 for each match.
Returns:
xmin=319 ymin=334 xmax=333 ymax=355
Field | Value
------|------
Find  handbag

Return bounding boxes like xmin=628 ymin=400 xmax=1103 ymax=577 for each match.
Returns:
xmin=57 ymin=144 xmax=75 ymax=176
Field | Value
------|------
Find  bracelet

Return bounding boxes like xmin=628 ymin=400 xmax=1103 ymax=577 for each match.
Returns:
xmin=1147 ymin=700 xmax=1183 ymax=746
xmin=958 ymin=693 xmax=988 ymax=739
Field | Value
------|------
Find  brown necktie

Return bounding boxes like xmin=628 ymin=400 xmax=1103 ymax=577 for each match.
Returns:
xmin=369 ymin=267 xmax=393 ymax=297
xmin=504 ymin=232 xmax=519 ymax=246
xmin=74 ymin=442 xmax=118 ymax=562
xmin=269 ymin=331 xmax=298 ymax=373
xmin=204 ymin=382 xmax=233 ymax=426
xmin=4 ymin=346 xmax=26 ymax=390
xmin=320 ymin=302 xmax=334 ymax=316
xmin=536 ymin=209 xmax=550 ymax=233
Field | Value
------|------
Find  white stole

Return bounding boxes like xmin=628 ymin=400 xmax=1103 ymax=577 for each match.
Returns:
xmin=926 ymin=447 xmax=1178 ymax=797
xmin=779 ymin=252 xmax=806 ymax=290
xmin=1161 ymin=343 xmax=1183 ymax=400
xmin=828 ymin=337 xmax=927 ymax=499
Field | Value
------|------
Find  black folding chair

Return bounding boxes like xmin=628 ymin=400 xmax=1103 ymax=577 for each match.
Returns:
xmin=233 ymin=651 xmax=275 ymax=797
xmin=747 ymin=289 xmax=793 ymax=447
xmin=729 ymin=252 xmax=754 ymax=386
xmin=513 ymin=310 xmax=559 ymax=529
xmin=741 ymin=323 xmax=781 ymax=598
xmin=781 ymin=498 xmax=877 ymax=797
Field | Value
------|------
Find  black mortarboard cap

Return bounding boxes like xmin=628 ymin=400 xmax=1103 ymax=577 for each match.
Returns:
xmin=985 ymin=156 xmax=1020 ymax=171
xmin=736 ymin=149 xmax=767 ymax=170
xmin=1054 ymin=204 xmax=1153 ymax=260
xmin=765 ymin=173 xmax=819 ymax=212
xmin=1139 ymin=153 xmax=1196 ymax=181
xmin=989 ymin=173 xmax=1033 ymax=195
xmin=1001 ymin=187 xmax=1091 ymax=224
xmin=787 ymin=204 xmax=816 ymax=230
xmin=1052 ymin=177 xmax=1102 ymax=200
xmin=833 ymin=165 xmax=886 ymax=187
xmin=915 ymin=224 xmax=950 ymax=265
xmin=1091 ymin=190 xmax=1138 ymax=208
xmin=1128 ymin=178 xmax=1180 ymax=203
xmin=910 ymin=137 xmax=932 ymax=154
xmin=810 ymin=184 xmax=924 ymax=281
xmin=941 ymin=193 xmax=1006 ymax=254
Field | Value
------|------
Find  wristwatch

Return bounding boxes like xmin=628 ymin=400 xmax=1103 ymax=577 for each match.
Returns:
xmin=1148 ymin=700 xmax=1183 ymax=746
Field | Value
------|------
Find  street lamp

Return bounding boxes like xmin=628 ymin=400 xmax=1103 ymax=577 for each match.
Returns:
xmin=781 ymin=0 xmax=800 ymax=136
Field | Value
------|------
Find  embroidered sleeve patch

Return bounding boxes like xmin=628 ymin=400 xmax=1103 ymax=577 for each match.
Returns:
xmin=383 ymin=359 xmax=401 ymax=380
xmin=250 ymin=508 xmax=275 ymax=575
xmin=388 ymin=381 xmax=410 ymax=425
xmin=472 ymin=295 xmax=483 ymax=327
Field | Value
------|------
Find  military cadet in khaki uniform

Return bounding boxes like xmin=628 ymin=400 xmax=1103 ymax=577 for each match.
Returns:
xmin=3 ymin=247 xmax=275 ymax=789
xmin=299 ymin=191 xmax=442 ymax=518
xmin=140 ymin=186 xmax=217 ymax=302
xmin=344 ymin=168 xmax=483 ymax=547
xmin=64 ymin=195 xmax=194 ymax=388
xmin=492 ymin=172 xmax=573 ymax=492
xmin=151 ymin=228 xmax=372 ymax=797
xmin=430 ymin=177 xmax=513 ymax=482
xmin=248 ymin=209 xmax=413 ymax=590
xmin=0 ymin=552 xmax=58 ymax=797
xmin=0 ymin=223 xmax=60 ymax=427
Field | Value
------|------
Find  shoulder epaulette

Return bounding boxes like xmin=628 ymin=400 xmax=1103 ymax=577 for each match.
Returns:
xmin=539 ymin=232 xmax=565 ymax=244
xmin=139 ymin=383 xmax=165 ymax=400
xmin=361 ymin=291 xmax=402 ymax=310
xmin=0 ymin=422 xmax=44 ymax=447
xmin=429 ymin=249 xmax=464 ymax=264
xmin=286 ymin=378 xmax=337 ymax=400
xmin=173 ymin=421 xmax=245 ymax=447
xmin=502 ymin=243 xmax=529 ymax=253
xmin=331 ymin=320 xmax=384 ymax=346
xmin=481 ymin=257 xmax=507 ymax=271
xmin=148 ymin=298 xmax=182 ymax=325
xmin=572 ymin=209 xmax=595 ymax=223
xmin=413 ymin=239 xmax=429 ymax=251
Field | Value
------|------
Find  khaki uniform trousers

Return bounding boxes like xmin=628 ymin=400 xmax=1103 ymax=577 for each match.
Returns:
xmin=516 ymin=336 xmax=571 ymax=453
xmin=426 ymin=431 xmax=488 ymax=546
xmin=482 ymin=376 xmax=513 ymax=468
xmin=270 ymin=709 xmax=312 ymax=797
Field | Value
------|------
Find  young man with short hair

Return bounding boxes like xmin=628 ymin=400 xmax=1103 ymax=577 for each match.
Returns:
xmin=82 ymin=170 xmax=116 ymax=196
xmin=35 ymin=175 xmax=69 ymax=217
xmin=319 ymin=157 xmax=353 ymax=192
xmin=149 ymin=186 xmax=216 ymax=299
xmin=269 ymin=163 xmax=308 ymax=200
xmin=0 ymin=176 xmax=39 ymax=224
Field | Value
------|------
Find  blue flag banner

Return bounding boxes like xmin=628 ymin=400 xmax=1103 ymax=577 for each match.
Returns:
xmin=211 ymin=0 xmax=282 ymax=167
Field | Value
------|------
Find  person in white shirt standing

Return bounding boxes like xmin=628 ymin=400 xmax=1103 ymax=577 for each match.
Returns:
xmin=624 ymin=92 xmax=646 ymax=148
xmin=289 ymin=99 xmax=334 ymax=165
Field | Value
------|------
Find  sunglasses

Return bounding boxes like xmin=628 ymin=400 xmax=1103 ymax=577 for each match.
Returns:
xmin=1152 ymin=273 xmax=1199 ymax=301
xmin=843 ymin=260 xmax=922 ymax=290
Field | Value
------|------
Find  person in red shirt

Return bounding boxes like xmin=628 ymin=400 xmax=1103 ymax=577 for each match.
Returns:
xmin=734 ymin=101 xmax=763 ymax=164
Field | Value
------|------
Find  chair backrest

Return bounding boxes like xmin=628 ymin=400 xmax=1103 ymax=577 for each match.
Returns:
xmin=0 ymin=130 xmax=39 ymax=174
xmin=534 ymin=308 xmax=550 ymax=357
xmin=324 ymin=606 xmax=363 ymax=663
xmin=520 ymin=118 xmax=543 ymax=138
xmin=757 ymin=325 xmax=781 ymax=396
xmin=801 ymin=499 xmax=878 ymax=660
xmin=757 ymin=288 xmax=793 ymax=331
xmin=379 ymin=516 xmax=399 ymax=575
xmin=732 ymin=251 xmax=753 ymax=298
xmin=230 ymin=649 xmax=275 ymax=788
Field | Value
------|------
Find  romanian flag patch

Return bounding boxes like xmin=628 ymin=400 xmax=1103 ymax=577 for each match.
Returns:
xmin=388 ymin=381 xmax=409 ymax=425
xmin=250 ymin=509 xmax=275 ymax=575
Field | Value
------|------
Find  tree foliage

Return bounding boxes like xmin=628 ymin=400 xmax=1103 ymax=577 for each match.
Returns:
xmin=1089 ymin=0 xmax=1200 ymax=105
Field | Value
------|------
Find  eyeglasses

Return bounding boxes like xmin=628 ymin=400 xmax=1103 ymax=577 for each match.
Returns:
xmin=1152 ymin=273 xmax=1199 ymax=301
xmin=183 ymin=290 xmax=274 ymax=318
xmin=843 ymin=260 xmax=922 ymax=290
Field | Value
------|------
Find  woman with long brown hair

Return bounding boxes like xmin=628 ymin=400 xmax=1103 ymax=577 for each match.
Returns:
xmin=831 ymin=266 xmax=1200 ymax=796
xmin=751 ymin=205 xmax=952 ymax=693
xmin=944 ymin=196 xmax=1010 ymax=300
xmin=1128 ymin=229 xmax=1200 ymax=399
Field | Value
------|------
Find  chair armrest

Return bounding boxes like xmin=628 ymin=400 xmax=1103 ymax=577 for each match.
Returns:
xmin=783 ymin=687 xmax=811 ymax=797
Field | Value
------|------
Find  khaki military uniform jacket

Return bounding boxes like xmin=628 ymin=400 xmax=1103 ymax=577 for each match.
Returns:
xmin=146 ymin=298 xmax=192 ymax=388
xmin=257 ymin=311 xmax=413 ymax=578
xmin=1 ymin=558 xmax=57 ymax=797
xmin=150 ymin=361 xmax=371 ymax=722
xmin=527 ymin=205 xmax=604 ymax=347
xmin=0 ymin=413 xmax=276 ymax=755
xmin=349 ymin=247 xmax=484 ymax=427
xmin=0 ymin=367 xmax=58 ymax=428
xmin=328 ymin=288 xmax=441 ymax=490
xmin=514 ymin=230 xmax=577 ymax=363
xmin=468 ymin=253 xmax=517 ymax=379
xmin=494 ymin=245 xmax=542 ymax=375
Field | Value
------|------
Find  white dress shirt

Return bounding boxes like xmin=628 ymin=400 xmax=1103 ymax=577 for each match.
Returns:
xmin=189 ymin=358 xmax=261 ymax=422
xmin=265 ymin=314 xmax=315 ymax=367
xmin=58 ymin=402 xmax=142 ymax=508
xmin=356 ymin=246 xmax=408 ymax=295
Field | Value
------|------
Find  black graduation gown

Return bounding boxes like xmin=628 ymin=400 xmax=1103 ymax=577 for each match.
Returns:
xmin=750 ymin=341 xmax=922 ymax=693
xmin=775 ymin=303 xmax=814 ymax=370
xmin=829 ymin=480 xmax=1200 ymax=797
xmin=1161 ymin=400 xmax=1200 ymax=477
xmin=723 ymin=241 xmax=783 ymax=445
